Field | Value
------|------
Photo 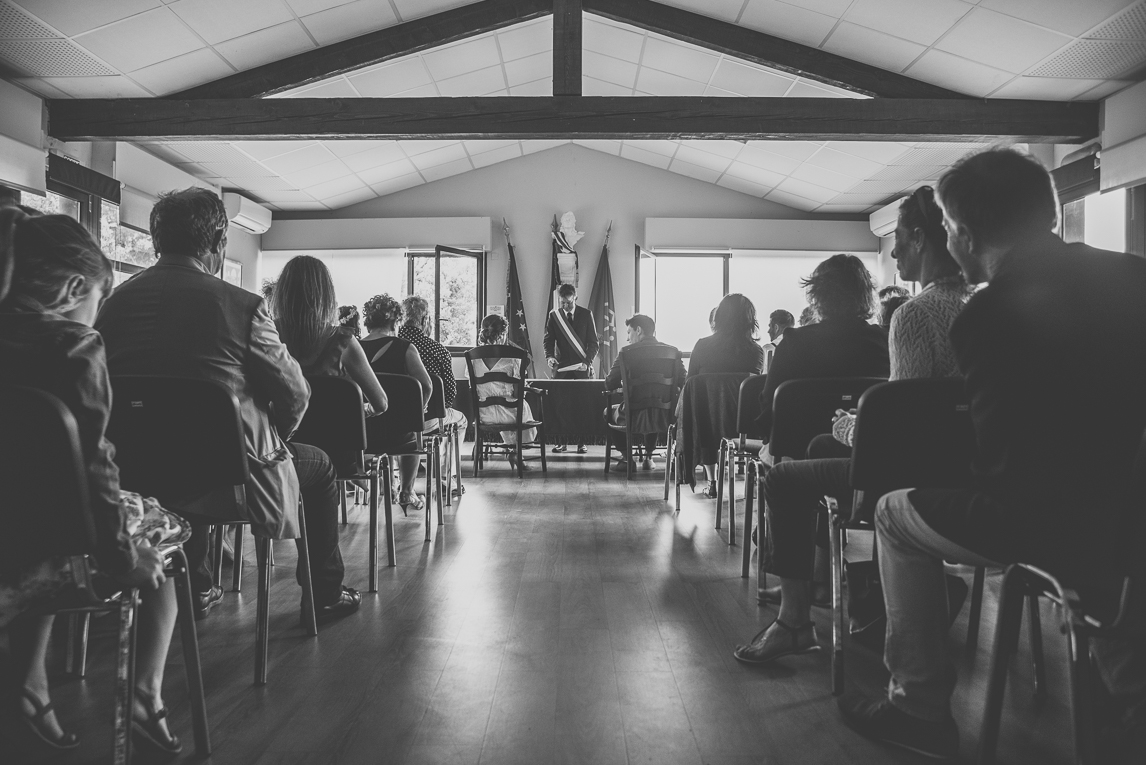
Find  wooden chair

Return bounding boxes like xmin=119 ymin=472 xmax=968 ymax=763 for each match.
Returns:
xmin=293 ymin=376 xmax=394 ymax=589
xmin=0 ymin=384 xmax=211 ymax=764
xmin=465 ymin=345 xmax=547 ymax=478
xmin=603 ymin=344 xmax=682 ymax=479
xmin=106 ymin=375 xmax=317 ymax=686
xmin=716 ymin=373 xmax=768 ymax=543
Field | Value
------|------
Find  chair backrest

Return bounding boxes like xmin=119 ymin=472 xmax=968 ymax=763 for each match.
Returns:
xmin=464 ymin=345 xmax=528 ymax=427
xmin=292 ymin=376 xmax=367 ymax=455
xmin=365 ymin=373 xmax=425 ymax=452
xmin=0 ymin=385 xmax=97 ymax=566
xmin=770 ymin=376 xmax=886 ymax=460
xmin=107 ymin=375 xmax=248 ymax=502
xmin=681 ymin=372 xmax=751 ymax=444
xmin=736 ymin=374 xmax=769 ymax=438
xmin=620 ymin=344 xmax=682 ymax=419
xmin=425 ymin=374 xmax=447 ymax=422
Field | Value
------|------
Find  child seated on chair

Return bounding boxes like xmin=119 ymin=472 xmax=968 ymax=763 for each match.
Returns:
xmin=474 ymin=314 xmax=537 ymax=469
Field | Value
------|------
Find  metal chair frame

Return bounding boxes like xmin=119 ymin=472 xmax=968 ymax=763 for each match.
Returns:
xmin=716 ymin=374 xmax=768 ymax=544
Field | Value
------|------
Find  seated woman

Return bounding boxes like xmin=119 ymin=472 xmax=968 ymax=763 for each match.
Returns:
xmin=686 ymin=293 xmax=765 ymax=496
xmin=273 ymin=256 xmax=389 ymax=480
xmin=359 ymin=294 xmax=432 ymax=512
xmin=471 ymin=314 xmax=537 ymax=470
xmin=735 ymin=190 xmax=969 ymax=666
xmin=0 ymin=206 xmax=184 ymax=754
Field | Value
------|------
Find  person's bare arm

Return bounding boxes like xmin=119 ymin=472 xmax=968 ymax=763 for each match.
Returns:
xmin=343 ymin=337 xmax=388 ymax=414
xmin=406 ymin=346 xmax=433 ymax=410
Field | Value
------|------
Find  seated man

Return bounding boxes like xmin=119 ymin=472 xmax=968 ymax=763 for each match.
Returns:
xmin=761 ymin=308 xmax=794 ymax=372
xmin=838 ymin=149 xmax=1146 ymax=761
xmin=96 ymin=188 xmax=360 ymax=624
xmin=603 ymin=314 xmax=685 ymax=470
xmin=399 ymin=295 xmax=468 ymax=438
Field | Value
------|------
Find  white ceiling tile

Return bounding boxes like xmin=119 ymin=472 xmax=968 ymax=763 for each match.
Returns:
xmin=504 ymin=51 xmax=550 ymax=87
xmin=717 ymin=174 xmax=772 ymax=198
xmin=765 ymin=187 xmax=820 ymax=211
xmin=464 ymin=140 xmax=518 ymax=155
xmin=304 ymin=174 xmax=366 ymax=198
xmin=510 ymin=77 xmax=552 ymax=95
xmin=215 ymin=21 xmax=315 ymax=71
xmin=583 ymin=17 xmax=645 ymax=63
xmin=573 ymin=139 xmax=622 ymax=155
xmin=991 ymin=76 xmax=1110 ymax=100
xmin=342 ymin=143 xmax=408 ymax=172
xmin=253 ymin=189 xmax=318 ymax=203
xmin=723 ymin=161 xmax=786 ymax=188
xmin=583 ymin=50 xmax=637 ymax=88
xmin=272 ymin=201 xmax=324 ymax=210
xmin=679 ymin=139 xmax=744 ymax=159
xmin=370 ymin=172 xmax=423 ymax=197
xmin=822 ymin=22 xmax=927 ymax=74
xmin=11 ymin=77 xmax=69 ymax=99
xmin=785 ymin=80 xmax=855 ymax=98
xmin=234 ymin=176 xmax=294 ymax=193
xmin=892 ymin=146 xmax=980 ymax=166
xmin=848 ymin=179 xmax=916 ymax=195
xmin=582 ymin=76 xmax=631 ymax=95
xmin=844 ymin=0 xmax=972 ymax=46
xmin=620 ymin=144 xmax=673 ymax=169
xmin=640 ymin=36 xmax=719 ymax=81
xmin=470 ymin=143 xmax=522 ymax=168
xmin=671 ymin=145 xmax=732 ymax=172
xmin=822 ymin=192 xmax=896 ymax=207
xmin=168 ymin=0 xmax=293 ymax=45
xmin=74 ymin=7 xmax=204 ymax=72
xmin=709 ymin=59 xmax=794 ymax=96
xmin=635 ymin=67 xmax=706 ymax=95
xmin=805 ymin=147 xmax=884 ymax=178
xmin=704 ymin=85 xmax=740 ymax=96
xmin=422 ymin=35 xmax=500 ymax=81
xmin=521 ymin=140 xmax=570 ymax=155
xmin=655 ymin=0 xmax=746 ymax=23
xmin=826 ymin=141 xmax=913 ymax=164
xmin=261 ymin=143 xmax=338 ymax=174
xmin=125 ymin=47 xmax=232 ymax=95
xmin=788 ymin=0 xmax=853 ymax=14
xmin=282 ymin=158 xmax=353 ymax=188
xmin=325 ymin=141 xmax=379 ymax=158
xmin=391 ymin=0 xmax=462 ymax=22
xmin=980 ymin=0 xmax=1136 ymax=37
xmin=906 ymin=50 xmax=1014 ymax=97
xmin=356 ymin=158 xmax=418 ymax=184
xmin=790 ymin=162 xmax=859 ymax=192
xmin=1075 ymin=79 xmax=1135 ymax=100
xmin=750 ymin=141 xmax=824 ymax=162
xmin=436 ymin=64 xmax=505 ymax=96
xmin=284 ymin=0 xmax=357 ymax=16
xmin=279 ymin=78 xmax=359 ymax=98
xmin=740 ymin=0 xmax=837 ymax=48
xmin=409 ymin=143 xmax=469 ymax=170
xmin=198 ymin=160 xmax=279 ymax=177
xmin=669 ymin=158 xmax=723 ymax=183
xmin=348 ymin=57 xmax=432 ymax=97
xmin=496 ymin=17 xmax=551 ymax=61
xmin=163 ymin=141 xmax=247 ymax=163
xmin=624 ymin=140 xmax=679 ymax=157
xmin=392 ymin=82 xmax=440 ymax=97
xmin=401 ymin=140 xmax=457 ymax=156
xmin=324 ymin=185 xmax=377 ymax=209
xmin=736 ymin=145 xmax=801 ymax=175
xmin=936 ymin=8 xmax=1072 ymax=74
xmin=234 ymin=140 xmax=315 ymax=161
xmin=13 ymin=0 xmax=160 ymax=37
xmin=43 ymin=75 xmax=152 ymax=97
xmin=817 ymin=204 xmax=878 ymax=214
xmin=300 ymin=0 xmax=398 ymax=46
xmin=776 ymin=176 xmax=839 ymax=204
xmin=870 ymin=164 xmax=947 ymax=181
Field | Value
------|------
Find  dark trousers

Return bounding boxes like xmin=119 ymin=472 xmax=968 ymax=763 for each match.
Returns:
xmin=608 ymin=430 xmax=657 ymax=457
xmin=762 ymin=457 xmax=852 ymax=580
xmin=184 ymin=442 xmax=344 ymax=606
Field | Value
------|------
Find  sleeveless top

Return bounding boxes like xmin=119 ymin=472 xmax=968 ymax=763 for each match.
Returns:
xmin=297 ymin=326 xmax=354 ymax=378
xmin=360 ymin=335 xmax=412 ymax=376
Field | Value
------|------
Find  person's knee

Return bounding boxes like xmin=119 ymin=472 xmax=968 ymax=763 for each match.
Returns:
xmin=874 ymin=489 xmax=914 ymax=541
xmin=761 ymin=460 xmax=797 ymax=505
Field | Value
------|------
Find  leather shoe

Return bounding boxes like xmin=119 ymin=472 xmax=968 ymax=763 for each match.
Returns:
xmin=313 ymin=586 xmax=361 ymax=624
xmin=194 ymin=586 xmax=223 ymax=620
xmin=576 ymin=444 xmax=588 ymax=454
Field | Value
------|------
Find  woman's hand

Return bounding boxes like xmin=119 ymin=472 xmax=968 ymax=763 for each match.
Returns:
xmin=121 ymin=539 xmax=166 ymax=590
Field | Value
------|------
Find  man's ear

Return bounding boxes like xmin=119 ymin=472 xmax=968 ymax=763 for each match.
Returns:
xmin=59 ymin=273 xmax=87 ymax=309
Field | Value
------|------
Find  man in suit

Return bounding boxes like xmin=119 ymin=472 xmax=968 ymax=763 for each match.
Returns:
xmin=96 ymin=188 xmax=360 ymax=624
xmin=543 ymin=282 xmax=598 ymax=453
xmin=837 ymin=149 xmax=1146 ymax=762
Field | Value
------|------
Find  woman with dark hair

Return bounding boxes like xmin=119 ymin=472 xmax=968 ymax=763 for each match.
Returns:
xmin=0 ymin=206 xmax=186 ymax=754
xmin=471 ymin=314 xmax=537 ymax=467
xmin=360 ymin=293 xmax=433 ymax=511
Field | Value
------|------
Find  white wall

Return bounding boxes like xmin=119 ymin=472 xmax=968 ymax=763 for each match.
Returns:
xmin=226 ymin=227 xmax=261 ymax=292
xmin=278 ymin=143 xmax=836 ymax=363
xmin=0 ymin=79 xmax=46 ymax=194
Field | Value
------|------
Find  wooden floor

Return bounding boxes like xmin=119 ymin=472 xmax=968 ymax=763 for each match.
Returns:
xmin=15 ymin=448 xmax=1077 ymax=764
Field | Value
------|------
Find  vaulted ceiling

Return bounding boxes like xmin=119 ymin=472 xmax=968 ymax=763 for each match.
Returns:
xmin=3 ymin=0 xmax=1144 ymax=214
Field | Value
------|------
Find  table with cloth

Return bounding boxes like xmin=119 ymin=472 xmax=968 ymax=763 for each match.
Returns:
xmin=454 ymin=378 xmax=612 ymax=445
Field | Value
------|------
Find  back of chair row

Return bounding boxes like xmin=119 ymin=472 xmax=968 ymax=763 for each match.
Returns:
xmin=769 ymin=377 xmax=887 ymax=461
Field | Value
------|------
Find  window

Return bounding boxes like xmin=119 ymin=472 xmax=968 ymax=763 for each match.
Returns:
xmin=731 ymin=250 xmax=880 ymax=330
xmin=20 ymin=189 xmax=80 ymax=220
xmin=636 ymin=248 xmax=728 ymax=353
xmin=409 ymin=246 xmax=485 ymax=349
xmin=1061 ymin=188 xmax=1127 ymax=251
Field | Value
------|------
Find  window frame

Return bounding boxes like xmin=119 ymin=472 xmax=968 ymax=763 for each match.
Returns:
xmin=634 ymin=247 xmax=731 ymax=358
xmin=405 ymin=245 xmax=486 ymax=353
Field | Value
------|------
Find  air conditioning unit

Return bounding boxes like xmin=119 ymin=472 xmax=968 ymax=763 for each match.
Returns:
xmin=869 ymin=196 xmax=907 ymax=238
xmin=223 ymin=192 xmax=272 ymax=234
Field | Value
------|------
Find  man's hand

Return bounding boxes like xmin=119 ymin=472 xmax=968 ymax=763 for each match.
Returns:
xmin=546 ymin=357 xmax=558 ymax=369
xmin=832 ymin=408 xmax=856 ymax=427
xmin=121 ymin=539 xmax=167 ymax=590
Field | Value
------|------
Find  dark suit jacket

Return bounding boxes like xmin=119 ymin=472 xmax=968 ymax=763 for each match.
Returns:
xmin=755 ymin=317 xmax=890 ymax=441
xmin=96 ymin=255 xmax=310 ymax=538
xmin=543 ymin=304 xmax=598 ymax=367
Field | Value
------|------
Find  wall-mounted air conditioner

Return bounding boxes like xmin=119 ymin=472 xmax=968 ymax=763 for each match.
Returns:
xmin=223 ymin=192 xmax=272 ymax=235
xmin=869 ymin=197 xmax=907 ymax=238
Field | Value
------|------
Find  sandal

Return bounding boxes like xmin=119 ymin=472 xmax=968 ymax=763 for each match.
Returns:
xmin=132 ymin=689 xmax=182 ymax=755
xmin=16 ymin=688 xmax=79 ymax=750
xmin=701 ymin=480 xmax=718 ymax=499
xmin=733 ymin=620 xmax=820 ymax=665
xmin=399 ymin=492 xmax=425 ymax=514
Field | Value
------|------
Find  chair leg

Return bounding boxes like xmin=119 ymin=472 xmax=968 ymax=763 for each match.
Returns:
xmin=340 ymin=483 xmax=348 ymax=525
xmin=742 ymin=461 xmax=756 ymax=578
xmin=539 ymin=423 xmax=547 ymax=474
xmin=1027 ymin=593 xmax=1046 ymax=700
xmin=232 ymin=523 xmax=244 ymax=592
xmin=715 ymin=440 xmax=726 ymax=529
xmin=663 ymin=427 xmax=672 ymax=500
xmin=1062 ymin=590 xmax=1097 ymax=765
xmin=976 ymin=566 xmax=1028 ymax=765
xmin=211 ymin=524 xmax=225 ymax=588
xmin=453 ymin=429 xmax=464 ymax=496
xmin=254 ymin=537 xmax=270 ymax=686
xmin=473 ymin=432 xmax=482 ymax=477
xmin=625 ymin=433 xmax=632 ymax=480
xmin=369 ymin=467 xmax=379 ymax=593
xmin=296 ymin=509 xmax=318 ymax=637
xmin=443 ymin=432 xmax=454 ymax=508
xmin=435 ymin=440 xmax=444 ymax=526
xmin=382 ymin=456 xmax=396 ymax=567
xmin=170 ymin=548 xmax=211 ymax=757
xmin=517 ymin=438 xmax=524 ymax=480
xmin=604 ymin=433 xmax=612 ymax=474
xmin=112 ymin=589 xmax=139 ymax=765
xmin=65 ymin=612 xmax=91 ymax=677
xmin=830 ymin=513 xmax=845 ymax=696
xmin=727 ymin=447 xmax=737 ymax=546
xmin=424 ymin=450 xmax=434 ymax=542
xmin=967 ymin=566 xmax=986 ymax=654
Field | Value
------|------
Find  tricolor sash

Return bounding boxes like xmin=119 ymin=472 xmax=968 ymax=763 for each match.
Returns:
xmin=551 ymin=308 xmax=587 ymax=362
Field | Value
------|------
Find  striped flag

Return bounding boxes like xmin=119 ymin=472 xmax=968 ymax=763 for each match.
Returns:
xmin=588 ymin=224 xmax=617 ymax=378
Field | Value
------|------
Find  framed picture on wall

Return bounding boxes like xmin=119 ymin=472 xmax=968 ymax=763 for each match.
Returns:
xmin=222 ymin=258 xmax=242 ymax=287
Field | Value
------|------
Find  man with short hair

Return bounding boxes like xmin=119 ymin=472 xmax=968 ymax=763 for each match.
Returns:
xmin=602 ymin=314 xmax=685 ymax=470
xmin=544 ymin=282 xmax=598 ymax=453
xmin=398 ymin=295 xmax=468 ymax=436
xmin=762 ymin=309 xmax=794 ymax=371
xmin=838 ymin=149 xmax=1146 ymax=761
xmin=97 ymin=188 xmax=360 ymax=624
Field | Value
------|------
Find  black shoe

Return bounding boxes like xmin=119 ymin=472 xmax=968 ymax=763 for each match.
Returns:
xmin=837 ymin=695 xmax=958 ymax=760
xmin=15 ymin=689 xmax=80 ymax=750
xmin=194 ymin=586 xmax=223 ymax=620
xmin=576 ymin=444 xmax=588 ymax=454
xmin=132 ymin=691 xmax=182 ymax=755
xmin=552 ymin=444 xmax=567 ymax=453
xmin=312 ymin=586 xmax=361 ymax=624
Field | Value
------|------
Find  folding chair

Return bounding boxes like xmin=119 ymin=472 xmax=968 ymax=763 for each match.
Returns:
xmin=671 ymin=372 xmax=749 ymax=516
xmin=465 ymin=345 xmax=547 ymax=478
xmin=717 ymin=373 xmax=768 ymax=543
xmin=1 ymin=385 xmax=210 ymax=764
xmin=603 ymin=344 xmax=682 ymax=479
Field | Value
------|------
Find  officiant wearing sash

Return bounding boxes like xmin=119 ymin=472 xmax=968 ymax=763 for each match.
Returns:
xmin=544 ymin=283 xmax=599 ymax=453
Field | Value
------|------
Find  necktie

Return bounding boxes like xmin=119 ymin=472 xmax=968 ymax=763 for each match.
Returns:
xmin=566 ymin=311 xmax=573 ymax=325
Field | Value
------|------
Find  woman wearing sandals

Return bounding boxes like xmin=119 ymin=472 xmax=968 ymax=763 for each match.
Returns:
xmin=0 ymin=206 xmax=187 ymax=755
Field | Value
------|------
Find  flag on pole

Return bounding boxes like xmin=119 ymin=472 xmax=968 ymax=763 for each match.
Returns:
xmin=548 ymin=214 xmax=560 ymax=314
xmin=503 ymin=219 xmax=533 ymax=375
xmin=588 ymin=222 xmax=618 ymax=378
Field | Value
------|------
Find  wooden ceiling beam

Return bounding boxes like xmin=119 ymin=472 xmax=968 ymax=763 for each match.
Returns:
xmin=169 ymin=0 xmax=551 ymax=99
xmin=553 ymin=0 xmax=583 ymax=96
xmin=48 ymin=96 xmax=1098 ymax=143
xmin=583 ymin=0 xmax=966 ymax=99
